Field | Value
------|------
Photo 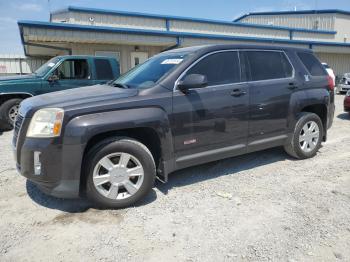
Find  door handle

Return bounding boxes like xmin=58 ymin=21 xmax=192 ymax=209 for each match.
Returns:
xmin=231 ymin=89 xmax=246 ymax=97
xmin=288 ymin=82 xmax=298 ymax=90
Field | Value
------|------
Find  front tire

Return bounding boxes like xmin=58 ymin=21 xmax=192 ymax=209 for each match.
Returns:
xmin=0 ymin=98 xmax=22 ymax=130
xmin=85 ymin=137 xmax=156 ymax=209
xmin=284 ymin=112 xmax=323 ymax=159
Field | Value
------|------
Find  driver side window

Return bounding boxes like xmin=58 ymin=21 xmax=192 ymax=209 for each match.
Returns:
xmin=185 ymin=51 xmax=240 ymax=87
xmin=53 ymin=59 xmax=89 ymax=80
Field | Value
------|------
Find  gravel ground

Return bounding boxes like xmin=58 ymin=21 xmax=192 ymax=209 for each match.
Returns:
xmin=0 ymin=94 xmax=349 ymax=262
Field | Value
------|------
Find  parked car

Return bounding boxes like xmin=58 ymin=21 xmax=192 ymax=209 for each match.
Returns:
xmin=322 ymin=62 xmax=335 ymax=86
xmin=0 ymin=55 xmax=120 ymax=130
xmin=13 ymin=44 xmax=335 ymax=208
xmin=344 ymin=90 xmax=350 ymax=113
xmin=337 ymin=73 xmax=350 ymax=94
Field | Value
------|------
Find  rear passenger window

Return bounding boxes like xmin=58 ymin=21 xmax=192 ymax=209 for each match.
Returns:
xmin=186 ymin=51 xmax=240 ymax=86
xmin=297 ymin=52 xmax=327 ymax=76
xmin=245 ymin=51 xmax=293 ymax=81
xmin=94 ymin=59 xmax=114 ymax=80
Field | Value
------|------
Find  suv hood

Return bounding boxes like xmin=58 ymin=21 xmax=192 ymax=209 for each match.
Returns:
xmin=20 ymin=84 xmax=138 ymax=118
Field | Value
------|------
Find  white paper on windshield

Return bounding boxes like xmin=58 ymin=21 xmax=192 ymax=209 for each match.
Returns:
xmin=48 ymin=63 xmax=56 ymax=67
xmin=161 ymin=59 xmax=183 ymax=65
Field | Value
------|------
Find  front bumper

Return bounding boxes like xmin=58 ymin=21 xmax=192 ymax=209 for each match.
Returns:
xmin=338 ymin=84 xmax=350 ymax=92
xmin=14 ymin=135 xmax=85 ymax=199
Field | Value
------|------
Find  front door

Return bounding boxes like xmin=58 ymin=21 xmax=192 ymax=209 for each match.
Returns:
xmin=241 ymin=50 xmax=296 ymax=149
xmin=47 ymin=58 xmax=92 ymax=92
xmin=172 ymin=51 xmax=249 ymax=166
xmin=130 ymin=52 xmax=148 ymax=68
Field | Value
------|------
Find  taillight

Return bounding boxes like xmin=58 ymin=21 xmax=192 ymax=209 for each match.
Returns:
xmin=327 ymin=75 xmax=335 ymax=91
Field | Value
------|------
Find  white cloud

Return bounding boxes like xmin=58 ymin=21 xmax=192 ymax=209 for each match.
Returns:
xmin=18 ymin=3 xmax=43 ymax=12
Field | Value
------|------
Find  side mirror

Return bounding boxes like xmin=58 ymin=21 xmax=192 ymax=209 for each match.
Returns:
xmin=48 ymin=74 xmax=59 ymax=82
xmin=177 ymin=74 xmax=208 ymax=94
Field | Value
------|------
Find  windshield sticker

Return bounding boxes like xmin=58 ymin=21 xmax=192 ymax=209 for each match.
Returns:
xmin=161 ymin=59 xmax=183 ymax=65
xmin=48 ymin=62 xmax=56 ymax=67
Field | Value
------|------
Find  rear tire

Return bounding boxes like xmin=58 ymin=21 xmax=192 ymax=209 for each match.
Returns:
xmin=85 ymin=137 xmax=156 ymax=209
xmin=0 ymin=98 xmax=22 ymax=130
xmin=284 ymin=112 xmax=323 ymax=159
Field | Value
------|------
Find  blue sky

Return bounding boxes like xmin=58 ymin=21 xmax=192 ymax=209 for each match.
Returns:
xmin=0 ymin=0 xmax=348 ymax=54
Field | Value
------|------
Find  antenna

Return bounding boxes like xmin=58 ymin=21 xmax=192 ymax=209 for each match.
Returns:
xmin=48 ymin=0 xmax=52 ymax=13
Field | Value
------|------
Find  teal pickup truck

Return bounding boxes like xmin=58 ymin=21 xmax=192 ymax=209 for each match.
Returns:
xmin=0 ymin=55 xmax=120 ymax=130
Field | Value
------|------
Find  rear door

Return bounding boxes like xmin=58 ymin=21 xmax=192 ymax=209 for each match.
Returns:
xmin=296 ymin=51 xmax=334 ymax=125
xmin=172 ymin=51 xmax=249 ymax=165
xmin=241 ymin=50 xmax=296 ymax=151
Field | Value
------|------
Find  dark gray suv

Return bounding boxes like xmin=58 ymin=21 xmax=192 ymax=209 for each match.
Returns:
xmin=13 ymin=44 xmax=335 ymax=208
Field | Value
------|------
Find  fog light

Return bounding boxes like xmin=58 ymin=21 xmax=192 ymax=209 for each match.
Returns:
xmin=34 ymin=151 xmax=42 ymax=176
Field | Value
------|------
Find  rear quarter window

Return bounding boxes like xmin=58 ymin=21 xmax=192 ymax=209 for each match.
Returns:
xmin=94 ymin=59 xmax=114 ymax=80
xmin=297 ymin=52 xmax=327 ymax=76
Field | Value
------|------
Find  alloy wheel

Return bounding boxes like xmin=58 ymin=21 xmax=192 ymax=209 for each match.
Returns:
xmin=299 ymin=121 xmax=320 ymax=153
xmin=92 ymin=152 xmax=144 ymax=200
xmin=8 ymin=104 xmax=19 ymax=123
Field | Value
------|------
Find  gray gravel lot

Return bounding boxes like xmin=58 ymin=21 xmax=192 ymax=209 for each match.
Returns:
xmin=0 ymin=94 xmax=349 ymax=262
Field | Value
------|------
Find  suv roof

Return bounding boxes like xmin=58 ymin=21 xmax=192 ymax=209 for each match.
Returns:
xmin=166 ymin=44 xmax=313 ymax=55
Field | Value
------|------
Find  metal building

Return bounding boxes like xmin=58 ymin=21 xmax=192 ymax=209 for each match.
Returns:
xmin=0 ymin=55 xmax=46 ymax=76
xmin=15 ymin=7 xmax=350 ymax=75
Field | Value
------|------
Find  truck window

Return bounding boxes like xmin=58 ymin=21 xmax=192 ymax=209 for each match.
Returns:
xmin=186 ymin=51 xmax=240 ymax=86
xmin=94 ymin=59 xmax=114 ymax=80
xmin=54 ymin=59 xmax=89 ymax=80
xmin=245 ymin=51 xmax=293 ymax=81
xmin=297 ymin=52 xmax=327 ymax=76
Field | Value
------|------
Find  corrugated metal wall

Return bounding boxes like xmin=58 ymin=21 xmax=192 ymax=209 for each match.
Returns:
xmin=170 ymin=20 xmax=290 ymax=39
xmin=0 ymin=55 xmax=46 ymax=76
xmin=53 ymin=11 xmax=166 ymax=31
xmin=51 ymin=10 xmax=335 ymax=42
xmin=23 ymin=27 xmax=175 ymax=46
xmin=316 ymin=52 xmax=350 ymax=75
xmin=240 ymin=14 xmax=335 ymax=31
xmin=334 ymin=14 xmax=350 ymax=43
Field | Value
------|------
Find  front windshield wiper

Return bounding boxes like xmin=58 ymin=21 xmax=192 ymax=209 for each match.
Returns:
xmin=110 ymin=82 xmax=130 ymax=89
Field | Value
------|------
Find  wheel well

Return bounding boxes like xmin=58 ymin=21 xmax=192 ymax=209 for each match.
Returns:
xmin=0 ymin=94 xmax=32 ymax=106
xmin=301 ymin=104 xmax=327 ymax=130
xmin=80 ymin=127 xmax=162 ymax=194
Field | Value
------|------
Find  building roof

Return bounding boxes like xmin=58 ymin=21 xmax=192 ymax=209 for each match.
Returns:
xmin=18 ymin=20 xmax=350 ymax=49
xmin=50 ymin=6 xmax=336 ymax=34
xmin=234 ymin=9 xmax=350 ymax=22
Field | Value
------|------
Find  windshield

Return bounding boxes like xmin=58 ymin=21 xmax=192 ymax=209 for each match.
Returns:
xmin=34 ymin=57 xmax=61 ymax=77
xmin=344 ymin=73 xmax=350 ymax=78
xmin=112 ymin=52 xmax=190 ymax=89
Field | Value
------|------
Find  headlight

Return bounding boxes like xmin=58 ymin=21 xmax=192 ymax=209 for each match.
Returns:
xmin=347 ymin=90 xmax=350 ymax=97
xmin=27 ymin=108 xmax=64 ymax=138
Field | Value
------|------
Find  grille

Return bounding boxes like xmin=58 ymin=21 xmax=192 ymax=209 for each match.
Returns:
xmin=12 ymin=114 xmax=24 ymax=148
